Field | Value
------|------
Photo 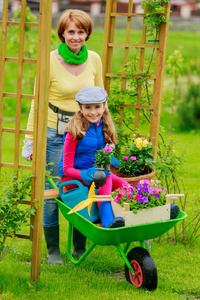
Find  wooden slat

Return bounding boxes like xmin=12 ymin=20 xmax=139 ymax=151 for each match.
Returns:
xmin=0 ymin=21 xmax=39 ymax=27
xmin=110 ymin=12 xmax=145 ymax=17
xmin=5 ymin=57 xmax=37 ymax=64
xmin=14 ymin=0 xmax=26 ymax=169
xmin=2 ymin=127 xmax=33 ymax=135
xmin=119 ymin=104 xmax=153 ymax=109
xmin=108 ymin=43 xmax=159 ymax=49
xmin=106 ymin=73 xmax=156 ymax=79
xmin=134 ymin=7 xmax=147 ymax=130
xmin=0 ymin=0 xmax=8 ymax=173
xmin=0 ymin=162 xmax=32 ymax=170
xmin=15 ymin=233 xmax=30 ymax=239
xmin=3 ymin=92 xmax=35 ymax=99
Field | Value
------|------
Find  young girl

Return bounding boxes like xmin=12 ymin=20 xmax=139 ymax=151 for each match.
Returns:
xmin=60 ymin=86 xmax=130 ymax=231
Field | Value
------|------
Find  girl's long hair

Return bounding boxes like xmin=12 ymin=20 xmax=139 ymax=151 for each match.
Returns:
xmin=67 ymin=105 xmax=117 ymax=144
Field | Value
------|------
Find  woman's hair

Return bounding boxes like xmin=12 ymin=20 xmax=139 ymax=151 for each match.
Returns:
xmin=67 ymin=105 xmax=117 ymax=144
xmin=57 ymin=9 xmax=93 ymax=43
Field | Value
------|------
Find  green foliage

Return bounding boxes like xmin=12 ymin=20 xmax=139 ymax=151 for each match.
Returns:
xmin=94 ymin=145 xmax=114 ymax=168
xmin=141 ymin=0 xmax=171 ymax=37
xmin=166 ymin=48 xmax=184 ymax=80
xmin=156 ymin=133 xmax=187 ymax=194
xmin=177 ymin=83 xmax=200 ymax=130
xmin=165 ymin=48 xmax=184 ymax=134
xmin=0 ymin=170 xmax=36 ymax=260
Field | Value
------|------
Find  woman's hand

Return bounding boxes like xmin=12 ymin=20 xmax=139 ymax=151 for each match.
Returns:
xmin=21 ymin=139 xmax=33 ymax=161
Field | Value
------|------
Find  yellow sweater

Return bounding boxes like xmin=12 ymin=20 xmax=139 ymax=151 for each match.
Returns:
xmin=26 ymin=50 xmax=104 ymax=140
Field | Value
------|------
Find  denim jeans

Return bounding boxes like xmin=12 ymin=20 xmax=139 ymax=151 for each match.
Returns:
xmin=43 ymin=127 xmax=64 ymax=227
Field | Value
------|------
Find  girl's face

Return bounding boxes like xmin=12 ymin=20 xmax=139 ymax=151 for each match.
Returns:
xmin=62 ymin=21 xmax=87 ymax=54
xmin=80 ymin=103 xmax=105 ymax=123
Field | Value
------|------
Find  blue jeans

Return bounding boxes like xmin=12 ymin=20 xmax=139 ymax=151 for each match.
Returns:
xmin=43 ymin=127 xmax=64 ymax=227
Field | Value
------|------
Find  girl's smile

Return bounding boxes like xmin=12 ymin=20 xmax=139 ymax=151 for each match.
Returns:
xmin=80 ymin=103 xmax=105 ymax=123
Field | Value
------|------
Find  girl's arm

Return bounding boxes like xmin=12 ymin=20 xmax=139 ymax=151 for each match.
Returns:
xmin=63 ymin=133 xmax=82 ymax=180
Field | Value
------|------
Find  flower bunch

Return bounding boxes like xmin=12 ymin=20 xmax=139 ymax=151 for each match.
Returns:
xmin=118 ymin=137 xmax=156 ymax=176
xmin=111 ymin=179 xmax=167 ymax=214
xmin=95 ymin=145 xmax=114 ymax=168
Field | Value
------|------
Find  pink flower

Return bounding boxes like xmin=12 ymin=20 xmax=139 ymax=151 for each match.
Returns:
xmin=135 ymin=194 xmax=142 ymax=201
xmin=123 ymin=156 xmax=128 ymax=160
xmin=105 ymin=146 xmax=112 ymax=153
xmin=140 ymin=179 xmax=151 ymax=185
xmin=114 ymin=194 xmax=122 ymax=203
xmin=119 ymin=189 xmax=126 ymax=195
xmin=127 ymin=194 xmax=132 ymax=200
xmin=122 ymin=183 xmax=130 ymax=189
xmin=130 ymin=156 xmax=136 ymax=161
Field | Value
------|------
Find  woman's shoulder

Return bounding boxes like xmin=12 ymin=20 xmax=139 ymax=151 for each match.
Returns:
xmin=88 ymin=50 xmax=101 ymax=60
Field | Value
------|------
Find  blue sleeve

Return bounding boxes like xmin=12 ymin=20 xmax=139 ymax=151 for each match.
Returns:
xmin=59 ymin=132 xmax=66 ymax=177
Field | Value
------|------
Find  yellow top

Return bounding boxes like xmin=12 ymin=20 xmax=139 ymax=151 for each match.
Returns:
xmin=26 ymin=50 xmax=104 ymax=140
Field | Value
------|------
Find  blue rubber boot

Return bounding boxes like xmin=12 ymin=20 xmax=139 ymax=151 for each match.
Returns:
xmin=170 ymin=203 xmax=180 ymax=219
xmin=98 ymin=202 xmax=125 ymax=228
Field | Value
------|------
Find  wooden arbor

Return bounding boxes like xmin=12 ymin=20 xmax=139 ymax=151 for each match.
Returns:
xmin=0 ymin=0 xmax=170 ymax=282
xmin=102 ymin=0 xmax=170 ymax=159
xmin=0 ymin=0 xmax=52 ymax=281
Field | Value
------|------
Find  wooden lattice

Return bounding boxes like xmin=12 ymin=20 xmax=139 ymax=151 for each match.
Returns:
xmin=102 ymin=0 xmax=170 ymax=159
xmin=0 ymin=0 xmax=52 ymax=281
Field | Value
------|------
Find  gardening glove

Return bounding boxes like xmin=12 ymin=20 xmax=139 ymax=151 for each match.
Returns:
xmin=21 ymin=139 xmax=33 ymax=162
xmin=80 ymin=166 xmax=111 ymax=186
xmin=110 ymin=156 xmax=121 ymax=167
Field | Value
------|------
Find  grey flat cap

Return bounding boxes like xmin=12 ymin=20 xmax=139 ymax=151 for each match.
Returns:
xmin=75 ymin=86 xmax=108 ymax=104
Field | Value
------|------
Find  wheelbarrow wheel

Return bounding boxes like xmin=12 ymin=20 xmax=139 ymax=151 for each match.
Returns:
xmin=125 ymin=247 xmax=157 ymax=290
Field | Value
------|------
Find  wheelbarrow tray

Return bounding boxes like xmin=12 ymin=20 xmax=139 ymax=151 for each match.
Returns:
xmin=56 ymin=198 xmax=187 ymax=246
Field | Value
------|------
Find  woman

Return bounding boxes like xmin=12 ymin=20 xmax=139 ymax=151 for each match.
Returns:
xmin=22 ymin=9 xmax=104 ymax=264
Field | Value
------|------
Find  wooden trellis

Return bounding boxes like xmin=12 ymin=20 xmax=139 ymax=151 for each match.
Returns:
xmin=102 ymin=0 xmax=170 ymax=159
xmin=0 ymin=0 xmax=52 ymax=281
xmin=0 ymin=0 xmax=170 ymax=282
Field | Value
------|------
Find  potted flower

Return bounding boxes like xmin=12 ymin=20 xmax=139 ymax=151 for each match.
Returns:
xmin=111 ymin=137 xmax=156 ymax=184
xmin=94 ymin=145 xmax=114 ymax=169
xmin=110 ymin=179 xmax=172 ymax=226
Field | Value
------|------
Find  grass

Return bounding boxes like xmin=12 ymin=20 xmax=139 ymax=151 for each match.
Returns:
xmin=1 ymin=23 xmax=200 ymax=299
xmin=0 ymin=220 xmax=200 ymax=299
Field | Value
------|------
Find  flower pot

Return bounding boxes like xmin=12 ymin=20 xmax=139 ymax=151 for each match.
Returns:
xmin=110 ymin=166 xmax=155 ymax=186
xmin=111 ymin=198 xmax=170 ymax=226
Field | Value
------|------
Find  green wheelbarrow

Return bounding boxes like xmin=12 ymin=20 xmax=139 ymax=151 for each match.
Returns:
xmin=48 ymin=178 xmax=187 ymax=291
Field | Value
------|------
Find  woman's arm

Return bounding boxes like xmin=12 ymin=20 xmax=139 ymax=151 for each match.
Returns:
xmin=63 ymin=133 xmax=82 ymax=180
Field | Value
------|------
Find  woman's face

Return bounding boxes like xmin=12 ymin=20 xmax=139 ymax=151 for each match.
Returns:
xmin=80 ymin=103 xmax=105 ymax=123
xmin=62 ymin=21 xmax=87 ymax=54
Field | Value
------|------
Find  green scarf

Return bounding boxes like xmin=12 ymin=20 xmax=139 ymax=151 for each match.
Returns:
xmin=58 ymin=43 xmax=88 ymax=65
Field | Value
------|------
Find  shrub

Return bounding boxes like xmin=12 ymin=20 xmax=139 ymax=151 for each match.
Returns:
xmin=0 ymin=170 xmax=36 ymax=260
xmin=177 ymin=83 xmax=200 ymax=130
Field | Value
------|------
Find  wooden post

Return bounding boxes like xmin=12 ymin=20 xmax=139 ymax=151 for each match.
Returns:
xmin=0 ymin=0 xmax=8 ymax=171
xmin=30 ymin=0 xmax=52 ymax=282
xmin=150 ymin=3 xmax=171 ymax=160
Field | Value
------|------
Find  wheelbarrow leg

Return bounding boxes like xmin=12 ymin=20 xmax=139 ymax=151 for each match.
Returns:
xmin=116 ymin=244 xmax=135 ymax=278
xmin=67 ymin=222 xmax=96 ymax=265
